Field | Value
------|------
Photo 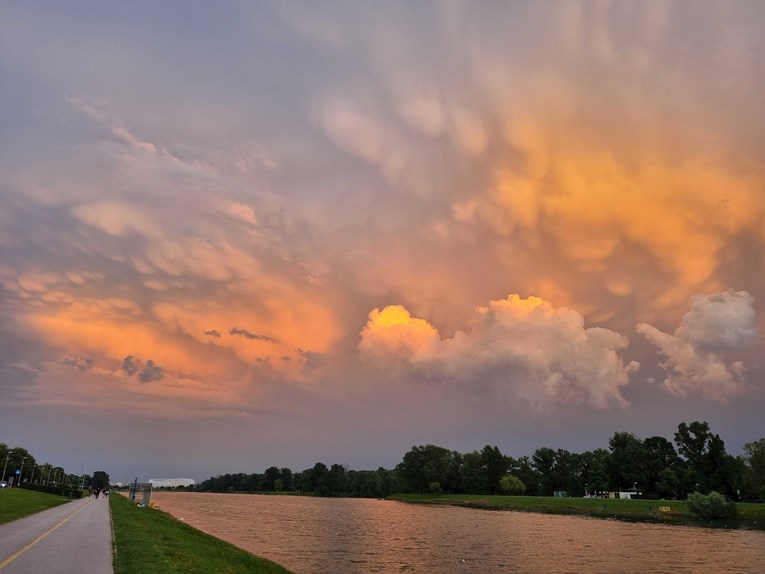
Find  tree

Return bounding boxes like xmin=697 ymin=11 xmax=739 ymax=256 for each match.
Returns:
xmin=674 ymin=421 xmax=739 ymax=496
xmin=608 ymin=432 xmax=646 ymax=491
xmin=643 ymin=436 xmax=680 ymax=496
xmin=92 ymin=471 xmax=110 ymax=489
xmin=500 ymin=475 xmax=526 ymax=495
xmin=481 ymin=445 xmax=508 ymax=495
xmin=532 ymin=447 xmax=556 ymax=495
xmin=395 ymin=445 xmax=456 ymax=493
xmin=742 ymin=438 xmax=765 ymax=500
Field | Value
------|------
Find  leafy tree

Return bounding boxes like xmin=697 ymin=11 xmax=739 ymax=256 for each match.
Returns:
xmin=460 ymin=451 xmax=488 ymax=494
xmin=92 ymin=470 xmax=110 ymax=489
xmin=608 ymin=432 xmax=646 ymax=491
xmin=513 ymin=456 xmax=540 ymax=496
xmin=396 ymin=445 xmax=456 ymax=493
xmin=742 ymin=438 xmax=765 ymax=500
xmin=481 ymin=445 xmax=508 ymax=495
xmin=500 ymin=475 xmax=526 ymax=495
xmin=577 ymin=449 xmax=610 ymax=495
xmin=643 ymin=436 xmax=680 ymax=496
xmin=674 ymin=421 xmax=739 ymax=496
xmin=532 ymin=447 xmax=556 ymax=495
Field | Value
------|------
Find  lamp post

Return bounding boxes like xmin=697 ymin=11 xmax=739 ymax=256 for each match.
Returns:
xmin=30 ymin=464 xmax=37 ymax=485
xmin=1 ymin=450 xmax=12 ymax=483
xmin=46 ymin=465 xmax=52 ymax=485
xmin=19 ymin=457 xmax=27 ymax=486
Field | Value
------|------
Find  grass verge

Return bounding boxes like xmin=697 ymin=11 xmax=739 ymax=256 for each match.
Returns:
xmin=387 ymin=493 xmax=765 ymax=529
xmin=0 ymin=488 xmax=70 ymax=525
xmin=110 ymin=494 xmax=294 ymax=574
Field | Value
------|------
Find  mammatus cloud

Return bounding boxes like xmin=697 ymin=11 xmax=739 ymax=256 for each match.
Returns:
xmin=63 ymin=355 xmax=94 ymax=371
xmin=359 ymin=294 xmax=639 ymax=411
xmin=229 ymin=328 xmax=280 ymax=344
xmin=122 ymin=355 xmax=165 ymax=383
xmin=636 ymin=290 xmax=758 ymax=401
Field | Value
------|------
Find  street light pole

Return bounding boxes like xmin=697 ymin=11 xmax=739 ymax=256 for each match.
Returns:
xmin=30 ymin=464 xmax=37 ymax=485
xmin=19 ymin=457 xmax=27 ymax=487
xmin=1 ymin=450 xmax=12 ymax=483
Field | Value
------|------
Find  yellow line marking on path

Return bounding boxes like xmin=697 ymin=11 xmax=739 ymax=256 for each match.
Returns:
xmin=0 ymin=499 xmax=94 ymax=570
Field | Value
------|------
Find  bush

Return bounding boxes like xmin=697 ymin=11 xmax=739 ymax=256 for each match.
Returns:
xmin=686 ymin=491 xmax=737 ymax=520
xmin=20 ymin=483 xmax=83 ymax=499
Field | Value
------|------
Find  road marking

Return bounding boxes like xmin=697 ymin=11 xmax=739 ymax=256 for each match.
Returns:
xmin=0 ymin=499 xmax=94 ymax=570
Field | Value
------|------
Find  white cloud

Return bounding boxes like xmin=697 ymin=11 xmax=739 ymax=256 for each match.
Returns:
xmin=636 ymin=290 xmax=758 ymax=401
xmin=359 ymin=294 xmax=637 ymax=411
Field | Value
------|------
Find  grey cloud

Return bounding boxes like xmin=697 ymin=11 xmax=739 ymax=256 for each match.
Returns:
xmin=297 ymin=348 xmax=326 ymax=371
xmin=63 ymin=355 xmax=94 ymax=371
xmin=122 ymin=355 xmax=140 ymax=377
xmin=138 ymin=360 xmax=165 ymax=383
xmin=230 ymin=327 xmax=279 ymax=344
xmin=122 ymin=355 xmax=165 ymax=383
xmin=204 ymin=329 xmax=222 ymax=338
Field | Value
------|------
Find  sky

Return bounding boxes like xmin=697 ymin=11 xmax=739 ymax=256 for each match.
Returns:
xmin=1 ymin=1 xmax=763 ymax=484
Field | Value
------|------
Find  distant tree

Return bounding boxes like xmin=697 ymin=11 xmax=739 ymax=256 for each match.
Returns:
xmin=608 ymin=432 xmax=646 ymax=491
xmin=643 ymin=436 xmax=680 ymax=496
xmin=577 ymin=449 xmax=610 ymax=495
xmin=742 ymin=439 xmax=765 ymax=500
xmin=481 ymin=445 xmax=508 ymax=495
xmin=500 ymin=475 xmax=526 ymax=495
xmin=674 ymin=421 xmax=739 ymax=496
xmin=262 ymin=466 xmax=281 ymax=491
xmin=460 ymin=451 xmax=487 ymax=494
xmin=92 ymin=470 xmax=110 ymax=489
xmin=396 ymin=445 xmax=456 ymax=493
xmin=513 ymin=456 xmax=540 ymax=496
xmin=532 ymin=447 xmax=556 ymax=495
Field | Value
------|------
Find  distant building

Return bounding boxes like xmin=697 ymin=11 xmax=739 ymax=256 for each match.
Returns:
xmin=148 ymin=478 xmax=196 ymax=488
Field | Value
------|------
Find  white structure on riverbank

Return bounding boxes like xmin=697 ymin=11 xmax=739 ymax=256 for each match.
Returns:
xmin=149 ymin=478 xmax=196 ymax=488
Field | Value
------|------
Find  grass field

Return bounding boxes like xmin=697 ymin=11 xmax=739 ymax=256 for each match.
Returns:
xmin=110 ymin=493 xmax=294 ymax=574
xmin=0 ymin=488 xmax=70 ymax=525
xmin=387 ymin=493 xmax=765 ymax=528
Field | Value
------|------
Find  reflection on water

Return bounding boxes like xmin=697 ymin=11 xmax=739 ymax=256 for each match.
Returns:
xmin=152 ymin=492 xmax=765 ymax=574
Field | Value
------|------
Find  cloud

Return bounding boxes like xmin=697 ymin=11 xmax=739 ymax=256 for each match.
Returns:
xmin=229 ymin=327 xmax=279 ymax=344
xmin=204 ymin=330 xmax=222 ymax=338
xmin=63 ymin=355 xmax=94 ymax=371
xmin=138 ymin=360 xmax=165 ymax=383
xmin=359 ymin=295 xmax=638 ymax=411
xmin=636 ymin=290 xmax=758 ymax=401
xmin=122 ymin=355 xmax=165 ymax=383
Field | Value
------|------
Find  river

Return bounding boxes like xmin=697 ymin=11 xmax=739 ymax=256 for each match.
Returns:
xmin=151 ymin=492 xmax=764 ymax=574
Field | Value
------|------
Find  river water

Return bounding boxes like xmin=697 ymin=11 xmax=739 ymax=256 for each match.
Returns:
xmin=151 ymin=492 xmax=764 ymax=574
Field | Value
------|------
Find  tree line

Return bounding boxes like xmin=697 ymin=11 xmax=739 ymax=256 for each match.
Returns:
xmin=196 ymin=421 xmax=765 ymax=501
xmin=0 ymin=443 xmax=109 ymax=491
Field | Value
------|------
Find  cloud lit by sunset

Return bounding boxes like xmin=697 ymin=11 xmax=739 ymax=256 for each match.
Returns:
xmin=1 ymin=1 xmax=763 ymax=480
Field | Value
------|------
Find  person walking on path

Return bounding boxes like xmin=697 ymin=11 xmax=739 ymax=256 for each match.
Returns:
xmin=0 ymin=496 xmax=113 ymax=573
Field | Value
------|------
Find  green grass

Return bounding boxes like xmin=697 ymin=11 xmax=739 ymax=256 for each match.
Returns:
xmin=0 ymin=488 xmax=70 ymax=525
xmin=387 ymin=493 xmax=765 ymax=528
xmin=110 ymin=494 xmax=294 ymax=574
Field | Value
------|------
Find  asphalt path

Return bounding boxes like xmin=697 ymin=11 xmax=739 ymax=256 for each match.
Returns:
xmin=0 ymin=495 xmax=113 ymax=573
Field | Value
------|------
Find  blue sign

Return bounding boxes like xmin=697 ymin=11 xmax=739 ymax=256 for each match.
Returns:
xmin=15 ymin=470 xmax=20 ymax=474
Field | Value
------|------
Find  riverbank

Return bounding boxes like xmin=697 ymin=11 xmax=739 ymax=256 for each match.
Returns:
xmin=387 ymin=493 xmax=765 ymax=529
xmin=0 ymin=487 xmax=70 ymax=525
xmin=110 ymin=494 xmax=294 ymax=573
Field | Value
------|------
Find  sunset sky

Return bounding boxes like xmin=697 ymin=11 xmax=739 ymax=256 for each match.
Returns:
xmin=1 ymin=1 xmax=763 ymax=483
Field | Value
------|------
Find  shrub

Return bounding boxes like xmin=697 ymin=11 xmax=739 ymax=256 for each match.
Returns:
xmin=686 ymin=491 xmax=737 ymax=520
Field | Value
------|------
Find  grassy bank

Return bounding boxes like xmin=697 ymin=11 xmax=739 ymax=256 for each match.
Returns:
xmin=0 ymin=488 xmax=70 ymax=525
xmin=110 ymin=494 xmax=294 ymax=574
xmin=387 ymin=493 xmax=765 ymax=528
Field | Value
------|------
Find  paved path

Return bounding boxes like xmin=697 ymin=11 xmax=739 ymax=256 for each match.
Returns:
xmin=0 ymin=495 xmax=113 ymax=573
